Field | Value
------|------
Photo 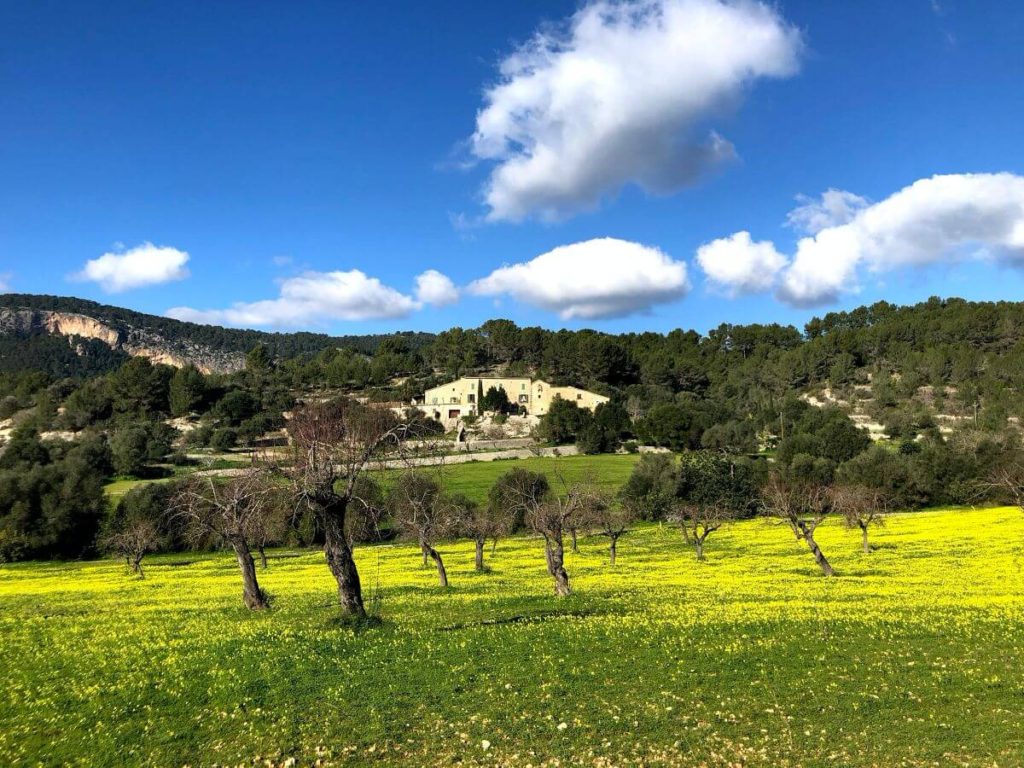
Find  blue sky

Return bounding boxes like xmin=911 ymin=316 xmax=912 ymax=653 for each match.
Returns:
xmin=2 ymin=0 xmax=1024 ymax=335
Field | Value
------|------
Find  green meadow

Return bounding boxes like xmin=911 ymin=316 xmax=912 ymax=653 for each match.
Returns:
xmin=2 ymin=504 xmax=1022 ymax=767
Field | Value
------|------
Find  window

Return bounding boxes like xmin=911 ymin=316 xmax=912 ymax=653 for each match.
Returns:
xmin=577 ymin=394 xmax=582 ymax=400
xmin=518 ymin=394 xmax=528 ymax=404
xmin=431 ymin=397 xmax=437 ymax=405
xmin=521 ymin=383 xmax=526 ymax=390
xmin=451 ymin=397 xmax=458 ymax=404
xmin=467 ymin=394 xmax=475 ymax=403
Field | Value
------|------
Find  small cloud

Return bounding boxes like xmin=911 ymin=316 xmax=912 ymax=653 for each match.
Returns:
xmin=785 ymin=189 xmax=870 ymax=234
xmin=272 ymin=255 xmax=294 ymax=267
xmin=695 ymin=231 xmax=788 ymax=296
xmin=74 ymin=242 xmax=190 ymax=292
xmin=414 ymin=270 xmax=459 ymax=307
xmin=167 ymin=269 xmax=419 ymax=328
xmin=469 ymin=237 xmax=689 ymax=319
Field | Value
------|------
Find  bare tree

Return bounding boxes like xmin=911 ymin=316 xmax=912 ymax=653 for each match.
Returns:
xmin=346 ymin=476 xmax=389 ymax=548
xmin=833 ymin=484 xmax=889 ymax=554
xmin=589 ymin=494 xmax=632 ymax=565
xmin=986 ymin=456 xmax=1024 ymax=513
xmin=100 ymin=517 xmax=162 ymax=577
xmin=171 ymin=469 xmax=277 ymax=609
xmin=670 ymin=501 xmax=732 ymax=561
xmin=761 ymin=475 xmax=836 ymax=577
xmin=456 ymin=493 xmax=510 ymax=572
xmin=389 ymin=471 xmax=461 ymax=587
xmin=495 ymin=469 xmax=599 ymax=597
xmin=246 ymin=490 xmax=292 ymax=569
xmin=286 ymin=399 xmax=414 ymax=617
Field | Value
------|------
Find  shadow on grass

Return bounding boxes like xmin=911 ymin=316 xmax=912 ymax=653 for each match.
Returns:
xmin=325 ymin=613 xmax=386 ymax=634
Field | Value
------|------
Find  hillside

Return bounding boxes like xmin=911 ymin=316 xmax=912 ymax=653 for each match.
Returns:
xmin=0 ymin=294 xmax=436 ymax=376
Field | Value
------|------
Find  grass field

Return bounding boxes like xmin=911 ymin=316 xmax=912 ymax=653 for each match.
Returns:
xmin=2 ymin=504 xmax=1023 ymax=766
xmin=398 ymin=452 xmax=644 ymax=503
xmin=103 ymin=452 xmax=645 ymax=502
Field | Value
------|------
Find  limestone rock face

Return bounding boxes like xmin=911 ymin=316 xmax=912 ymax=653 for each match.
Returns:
xmin=0 ymin=307 xmax=245 ymax=374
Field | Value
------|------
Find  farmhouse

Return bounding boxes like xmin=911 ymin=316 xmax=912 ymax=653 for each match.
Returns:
xmin=413 ymin=376 xmax=609 ymax=421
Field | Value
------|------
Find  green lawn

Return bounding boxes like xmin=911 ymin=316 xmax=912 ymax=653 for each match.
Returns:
xmin=2 ymin=505 xmax=1023 ymax=766
xmin=398 ymin=452 xmax=644 ymax=503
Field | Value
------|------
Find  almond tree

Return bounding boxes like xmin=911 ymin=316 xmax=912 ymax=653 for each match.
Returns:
xmin=455 ymin=493 xmax=510 ymax=571
xmin=494 ymin=469 xmax=596 ymax=597
xmin=286 ymin=399 xmax=413 ymax=617
xmin=670 ymin=501 xmax=732 ymax=561
xmin=833 ymin=484 xmax=889 ymax=554
xmin=589 ymin=493 xmax=632 ymax=565
xmin=100 ymin=516 xmax=163 ymax=577
xmin=389 ymin=471 xmax=461 ymax=587
xmin=761 ymin=474 xmax=836 ymax=577
xmin=672 ymin=451 xmax=754 ymax=561
xmin=171 ymin=469 xmax=278 ymax=609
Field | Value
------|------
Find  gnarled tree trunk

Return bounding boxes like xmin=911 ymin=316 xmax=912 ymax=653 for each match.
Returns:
xmin=421 ymin=543 xmax=430 ymax=568
xmin=545 ymin=536 xmax=571 ymax=597
xmin=694 ymin=534 xmax=706 ymax=561
xmin=230 ymin=536 xmax=268 ymax=610
xmin=426 ymin=543 xmax=448 ymax=587
xmin=570 ymin=528 xmax=579 ymax=553
xmin=801 ymin=527 xmax=835 ymax=577
xmin=475 ymin=538 xmax=485 ymax=571
xmin=323 ymin=511 xmax=366 ymax=617
xmin=608 ymin=535 xmax=618 ymax=566
xmin=130 ymin=553 xmax=145 ymax=578
xmin=258 ymin=545 xmax=268 ymax=570
xmin=859 ymin=522 xmax=871 ymax=553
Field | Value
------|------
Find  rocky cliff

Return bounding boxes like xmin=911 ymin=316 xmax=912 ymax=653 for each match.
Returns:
xmin=0 ymin=307 xmax=245 ymax=374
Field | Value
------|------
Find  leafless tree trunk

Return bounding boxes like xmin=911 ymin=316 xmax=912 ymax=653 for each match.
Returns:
xmin=257 ymin=545 xmax=268 ymax=570
xmin=544 ymin=535 xmax=571 ymax=597
xmin=426 ymin=542 xmax=448 ymax=587
xmin=859 ymin=521 xmax=870 ymax=554
xmin=570 ymin=527 xmax=579 ymax=553
xmin=608 ymin=534 xmax=619 ymax=565
xmin=491 ymin=537 xmax=498 ymax=555
xmin=323 ymin=513 xmax=365 ymax=616
xmin=231 ymin=535 xmax=268 ymax=610
xmin=475 ymin=538 xmax=486 ymax=571
xmin=130 ymin=553 xmax=145 ymax=577
xmin=799 ymin=523 xmax=835 ymax=577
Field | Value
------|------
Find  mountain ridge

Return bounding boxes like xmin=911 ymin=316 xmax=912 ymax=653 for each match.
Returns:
xmin=0 ymin=294 xmax=436 ymax=376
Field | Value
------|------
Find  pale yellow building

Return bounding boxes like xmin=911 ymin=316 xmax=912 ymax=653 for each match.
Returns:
xmin=415 ymin=376 xmax=609 ymax=421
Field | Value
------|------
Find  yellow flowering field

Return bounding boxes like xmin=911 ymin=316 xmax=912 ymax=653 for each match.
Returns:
xmin=1 ymin=506 xmax=1023 ymax=766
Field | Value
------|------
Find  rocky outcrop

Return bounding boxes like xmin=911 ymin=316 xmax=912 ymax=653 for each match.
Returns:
xmin=0 ymin=307 xmax=245 ymax=374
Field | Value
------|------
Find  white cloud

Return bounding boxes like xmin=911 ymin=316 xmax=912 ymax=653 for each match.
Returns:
xmin=414 ymin=270 xmax=459 ymax=307
xmin=696 ymin=231 xmax=787 ymax=295
xmin=785 ymin=189 xmax=870 ymax=234
xmin=469 ymin=0 xmax=802 ymax=222
xmin=75 ymin=242 xmax=190 ymax=292
xmin=779 ymin=173 xmax=1024 ymax=306
xmin=696 ymin=173 xmax=1024 ymax=308
xmin=469 ymin=237 xmax=689 ymax=319
xmin=167 ymin=270 xmax=420 ymax=328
